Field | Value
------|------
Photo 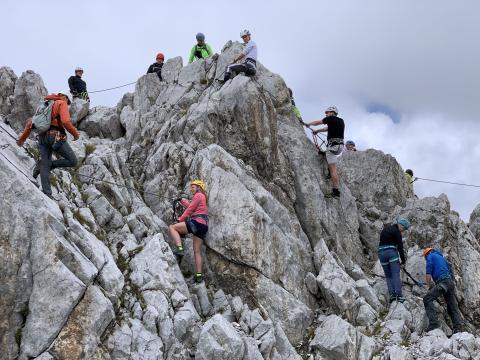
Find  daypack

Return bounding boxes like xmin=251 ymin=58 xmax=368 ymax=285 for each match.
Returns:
xmin=31 ymin=100 xmax=54 ymax=134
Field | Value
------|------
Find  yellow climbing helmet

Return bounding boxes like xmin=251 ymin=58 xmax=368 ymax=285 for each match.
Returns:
xmin=191 ymin=179 xmax=206 ymax=192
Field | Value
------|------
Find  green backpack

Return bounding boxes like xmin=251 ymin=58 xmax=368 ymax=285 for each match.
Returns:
xmin=31 ymin=100 xmax=54 ymax=134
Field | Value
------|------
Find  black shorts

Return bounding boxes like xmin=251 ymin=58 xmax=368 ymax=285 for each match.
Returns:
xmin=186 ymin=219 xmax=208 ymax=240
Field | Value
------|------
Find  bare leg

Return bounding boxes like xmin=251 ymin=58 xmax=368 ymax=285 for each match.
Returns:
xmin=193 ymin=236 xmax=203 ymax=274
xmin=329 ymin=163 xmax=339 ymax=188
xmin=169 ymin=222 xmax=188 ymax=247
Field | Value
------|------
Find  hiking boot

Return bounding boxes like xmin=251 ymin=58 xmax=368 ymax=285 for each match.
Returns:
xmin=452 ymin=325 xmax=465 ymax=334
xmin=325 ymin=188 xmax=340 ymax=198
xmin=426 ymin=323 xmax=440 ymax=332
xmin=33 ymin=161 xmax=41 ymax=179
xmin=389 ymin=294 xmax=396 ymax=303
xmin=396 ymin=295 xmax=406 ymax=303
xmin=194 ymin=273 xmax=204 ymax=283
xmin=173 ymin=246 xmax=184 ymax=257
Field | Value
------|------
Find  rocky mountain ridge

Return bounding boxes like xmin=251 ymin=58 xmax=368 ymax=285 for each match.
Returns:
xmin=1 ymin=41 xmax=479 ymax=359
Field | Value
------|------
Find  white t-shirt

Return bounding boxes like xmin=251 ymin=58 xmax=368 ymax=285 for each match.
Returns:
xmin=243 ymin=40 xmax=258 ymax=61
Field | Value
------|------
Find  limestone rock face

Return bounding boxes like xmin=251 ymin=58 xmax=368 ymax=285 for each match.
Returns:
xmin=70 ymin=98 xmax=90 ymax=125
xmin=0 ymin=66 xmax=17 ymax=116
xmin=6 ymin=70 xmax=47 ymax=131
xmin=2 ymin=43 xmax=480 ymax=360
xmin=469 ymin=203 xmax=480 ymax=240
xmin=78 ymin=106 xmax=124 ymax=139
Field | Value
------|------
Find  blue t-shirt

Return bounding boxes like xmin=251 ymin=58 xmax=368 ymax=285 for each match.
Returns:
xmin=426 ymin=250 xmax=451 ymax=282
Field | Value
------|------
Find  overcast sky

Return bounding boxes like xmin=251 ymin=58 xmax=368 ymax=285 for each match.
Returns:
xmin=1 ymin=0 xmax=479 ymax=220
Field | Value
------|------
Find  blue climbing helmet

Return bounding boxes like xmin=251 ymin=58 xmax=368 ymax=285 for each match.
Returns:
xmin=346 ymin=140 xmax=355 ymax=146
xmin=397 ymin=218 xmax=411 ymax=230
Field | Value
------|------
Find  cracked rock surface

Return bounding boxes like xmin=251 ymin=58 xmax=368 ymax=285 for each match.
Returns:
xmin=1 ymin=42 xmax=479 ymax=359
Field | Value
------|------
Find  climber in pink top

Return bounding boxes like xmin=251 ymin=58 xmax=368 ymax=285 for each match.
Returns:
xmin=169 ymin=179 xmax=209 ymax=283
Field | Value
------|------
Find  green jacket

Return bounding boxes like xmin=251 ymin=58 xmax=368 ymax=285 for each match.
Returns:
xmin=188 ymin=44 xmax=213 ymax=63
xmin=292 ymin=105 xmax=302 ymax=120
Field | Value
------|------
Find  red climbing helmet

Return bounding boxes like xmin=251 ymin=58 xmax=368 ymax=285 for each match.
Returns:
xmin=156 ymin=53 xmax=165 ymax=60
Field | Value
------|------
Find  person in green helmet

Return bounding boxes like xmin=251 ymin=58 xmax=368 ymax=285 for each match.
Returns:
xmin=188 ymin=33 xmax=213 ymax=63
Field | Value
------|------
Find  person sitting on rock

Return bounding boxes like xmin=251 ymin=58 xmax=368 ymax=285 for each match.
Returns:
xmin=378 ymin=218 xmax=410 ymax=303
xmin=344 ymin=140 xmax=356 ymax=153
xmin=304 ymin=106 xmax=344 ymax=198
xmin=16 ymin=91 xmax=79 ymax=199
xmin=422 ymin=248 xmax=464 ymax=333
xmin=188 ymin=33 xmax=213 ymax=64
xmin=68 ymin=67 xmax=89 ymax=101
xmin=168 ymin=180 xmax=209 ymax=283
xmin=147 ymin=53 xmax=164 ymax=80
xmin=223 ymin=29 xmax=257 ymax=82
xmin=288 ymin=88 xmax=302 ymax=122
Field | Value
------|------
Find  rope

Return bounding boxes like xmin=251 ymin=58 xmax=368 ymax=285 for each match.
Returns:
xmin=415 ymin=177 xmax=480 ymax=189
xmin=88 ymin=81 xmax=136 ymax=94
xmin=0 ymin=150 xmax=37 ymax=183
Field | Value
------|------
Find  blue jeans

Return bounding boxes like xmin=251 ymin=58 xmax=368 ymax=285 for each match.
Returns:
xmin=38 ymin=133 xmax=77 ymax=195
xmin=379 ymin=248 xmax=402 ymax=297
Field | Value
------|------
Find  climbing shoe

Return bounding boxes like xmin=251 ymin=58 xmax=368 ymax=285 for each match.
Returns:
xmin=426 ymin=323 xmax=440 ymax=332
xmin=396 ymin=295 xmax=406 ymax=303
xmin=194 ymin=273 xmax=204 ymax=283
xmin=452 ymin=325 xmax=465 ymax=334
xmin=33 ymin=161 xmax=41 ymax=179
xmin=173 ymin=246 xmax=184 ymax=257
xmin=325 ymin=188 xmax=340 ymax=198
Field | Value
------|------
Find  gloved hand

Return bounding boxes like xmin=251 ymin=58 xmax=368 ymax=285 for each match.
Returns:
xmin=16 ymin=139 xmax=24 ymax=147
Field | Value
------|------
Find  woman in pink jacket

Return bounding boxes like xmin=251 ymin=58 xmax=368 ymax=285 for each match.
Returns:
xmin=169 ymin=179 xmax=209 ymax=283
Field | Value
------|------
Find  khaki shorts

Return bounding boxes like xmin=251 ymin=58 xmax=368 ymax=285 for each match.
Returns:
xmin=326 ymin=144 xmax=344 ymax=164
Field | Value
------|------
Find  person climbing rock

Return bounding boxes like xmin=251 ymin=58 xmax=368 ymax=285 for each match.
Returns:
xmin=304 ymin=106 xmax=344 ymax=198
xmin=378 ymin=218 xmax=410 ymax=303
xmin=223 ymin=29 xmax=257 ymax=82
xmin=168 ymin=180 xmax=209 ymax=283
xmin=68 ymin=67 xmax=89 ymax=101
xmin=147 ymin=53 xmax=165 ymax=80
xmin=16 ymin=91 xmax=79 ymax=199
xmin=288 ymin=88 xmax=302 ymax=122
xmin=344 ymin=140 xmax=356 ymax=153
xmin=405 ymin=169 xmax=415 ymax=192
xmin=188 ymin=33 xmax=214 ymax=64
xmin=423 ymin=248 xmax=464 ymax=333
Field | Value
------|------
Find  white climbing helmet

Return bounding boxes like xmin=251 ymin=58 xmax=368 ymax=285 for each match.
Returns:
xmin=75 ymin=67 xmax=84 ymax=72
xmin=325 ymin=106 xmax=339 ymax=115
xmin=57 ymin=90 xmax=72 ymax=104
xmin=240 ymin=29 xmax=251 ymax=38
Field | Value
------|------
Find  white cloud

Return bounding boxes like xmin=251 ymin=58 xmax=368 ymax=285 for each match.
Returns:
xmin=1 ymin=0 xmax=479 ymax=220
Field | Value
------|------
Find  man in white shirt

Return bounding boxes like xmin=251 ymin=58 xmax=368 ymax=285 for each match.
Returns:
xmin=224 ymin=29 xmax=258 ymax=82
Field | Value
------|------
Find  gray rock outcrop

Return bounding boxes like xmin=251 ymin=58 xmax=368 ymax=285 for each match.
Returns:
xmin=6 ymin=70 xmax=47 ymax=131
xmin=1 ymin=41 xmax=479 ymax=360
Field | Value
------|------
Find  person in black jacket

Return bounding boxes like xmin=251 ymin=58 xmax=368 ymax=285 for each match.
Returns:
xmin=378 ymin=218 xmax=410 ymax=303
xmin=147 ymin=53 xmax=164 ymax=80
xmin=68 ymin=67 xmax=89 ymax=101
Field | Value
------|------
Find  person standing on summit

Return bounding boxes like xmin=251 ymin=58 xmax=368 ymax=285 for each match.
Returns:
xmin=188 ymin=33 xmax=213 ymax=63
xmin=223 ymin=29 xmax=257 ymax=82
xmin=68 ymin=67 xmax=89 ymax=101
xmin=16 ymin=91 xmax=79 ymax=199
xmin=304 ymin=106 xmax=345 ymax=198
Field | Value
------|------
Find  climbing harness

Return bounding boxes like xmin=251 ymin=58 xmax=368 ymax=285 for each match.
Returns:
xmin=311 ymin=129 xmax=326 ymax=154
